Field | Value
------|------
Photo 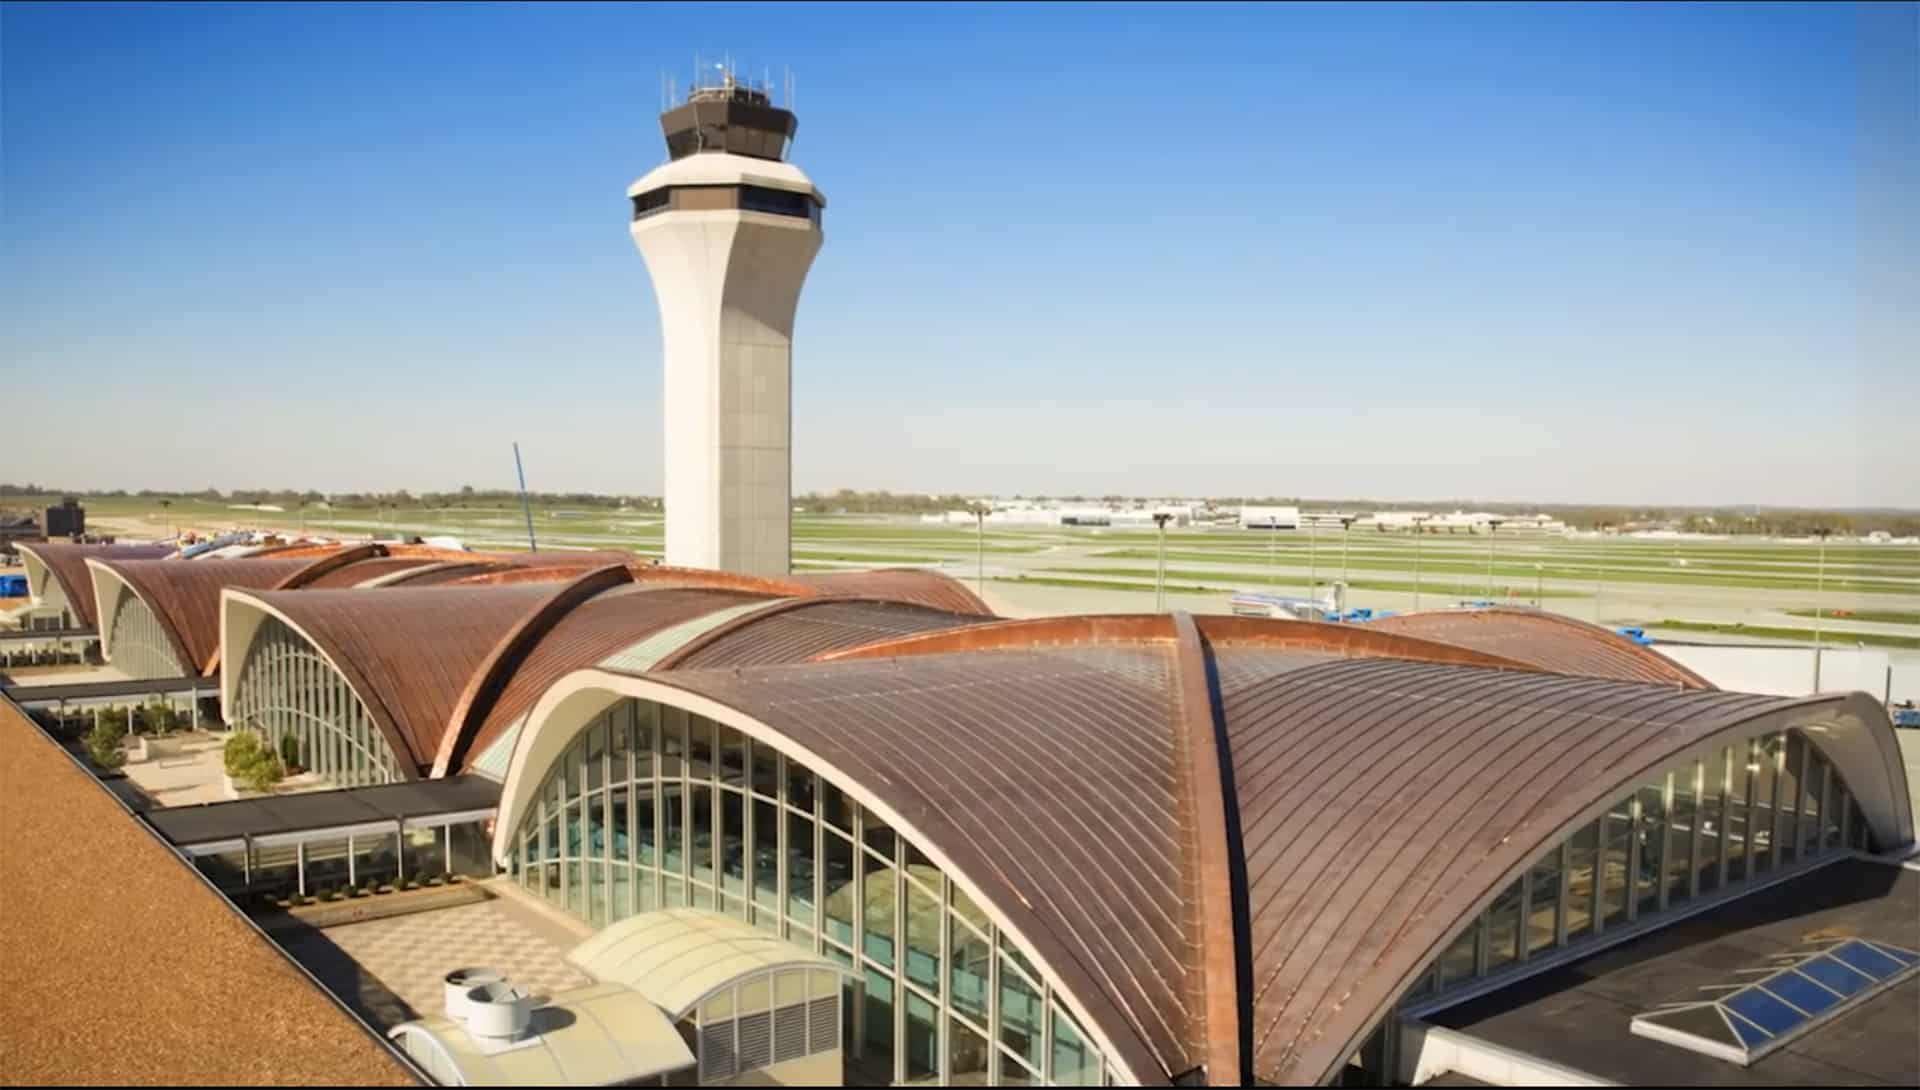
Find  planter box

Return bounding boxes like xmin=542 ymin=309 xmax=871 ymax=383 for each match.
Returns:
xmin=123 ymin=736 xmax=149 ymax=763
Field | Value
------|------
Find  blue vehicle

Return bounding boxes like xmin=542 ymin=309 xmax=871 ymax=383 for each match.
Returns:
xmin=0 ymin=573 xmax=26 ymax=597
xmin=1894 ymin=703 xmax=1919 ymax=730
xmin=1616 ymin=626 xmax=1652 ymax=646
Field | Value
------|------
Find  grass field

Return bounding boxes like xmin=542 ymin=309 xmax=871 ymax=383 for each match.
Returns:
xmin=1784 ymin=609 xmax=1920 ymax=626
xmin=1648 ymin=620 xmax=1920 ymax=651
xmin=1041 ymin=566 xmax=1590 ymax=599
xmin=25 ymin=493 xmax=1920 ymax=656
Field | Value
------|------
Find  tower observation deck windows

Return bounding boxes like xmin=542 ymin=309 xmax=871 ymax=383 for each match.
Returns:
xmin=739 ymin=185 xmax=816 ymax=222
xmin=631 ymin=184 xmax=821 ymax=226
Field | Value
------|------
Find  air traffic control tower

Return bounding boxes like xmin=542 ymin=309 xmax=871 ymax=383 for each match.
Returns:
xmin=629 ymin=68 xmax=824 ymax=577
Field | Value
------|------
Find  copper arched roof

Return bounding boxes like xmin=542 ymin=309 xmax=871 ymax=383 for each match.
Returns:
xmin=790 ymin=568 xmax=994 ymax=616
xmin=1219 ymin=656 xmax=1771 ymax=1084
xmin=372 ymin=560 xmax=513 ymax=586
xmin=299 ymin=555 xmax=438 ymax=588
xmin=496 ymin=549 xmax=638 ymax=567
xmin=627 ymin=642 xmax=1209 ymax=1081
xmin=504 ymin=613 xmax=1913 ymax=1086
xmin=17 ymin=542 xmax=173 ymax=627
xmin=233 ymin=582 xmax=565 ymax=774
xmin=91 ymin=556 xmax=315 ymax=673
xmin=440 ymin=584 xmax=778 ymax=776
xmin=659 ymin=597 xmax=988 ymax=670
xmin=1364 ymin=607 xmax=1714 ymax=688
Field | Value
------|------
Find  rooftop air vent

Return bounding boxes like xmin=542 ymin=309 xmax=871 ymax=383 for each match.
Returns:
xmin=464 ymin=982 xmax=536 ymax=1042
xmin=443 ymin=967 xmax=508 ymax=1023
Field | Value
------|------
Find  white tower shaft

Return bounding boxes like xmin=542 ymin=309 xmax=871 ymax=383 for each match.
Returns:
xmin=633 ymin=206 xmax=820 ymax=575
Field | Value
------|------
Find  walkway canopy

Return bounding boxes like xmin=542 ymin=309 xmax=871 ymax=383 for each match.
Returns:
xmin=569 ymin=907 xmax=853 ymax=1020
xmin=389 ymin=982 xmax=694 ymax=1087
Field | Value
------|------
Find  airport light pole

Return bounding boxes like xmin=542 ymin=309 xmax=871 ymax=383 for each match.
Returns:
xmin=159 ymin=499 xmax=173 ymax=542
xmin=1412 ymin=515 xmax=1426 ymax=611
xmin=1534 ymin=562 xmax=1544 ymax=608
xmin=1812 ymin=527 xmax=1830 ymax=690
xmin=1153 ymin=512 xmax=1173 ymax=613
xmin=1484 ymin=517 xmax=1504 ymax=600
xmin=973 ymin=505 xmax=989 ymax=602
xmin=1338 ymin=515 xmax=1357 ymax=588
xmin=1269 ymin=515 xmax=1278 ymax=588
xmin=1308 ymin=516 xmax=1319 ymax=607
xmin=1595 ymin=522 xmax=1612 ymax=624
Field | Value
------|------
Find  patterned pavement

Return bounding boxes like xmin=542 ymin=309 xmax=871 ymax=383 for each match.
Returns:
xmin=279 ymin=892 xmax=593 ymax=1031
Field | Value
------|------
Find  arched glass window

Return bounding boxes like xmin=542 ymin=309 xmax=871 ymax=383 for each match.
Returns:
xmin=105 ymin=591 xmax=187 ymax=679
xmin=229 ymin=617 xmax=399 ymax=787
xmin=1407 ymin=727 xmax=1871 ymax=1005
xmin=511 ymin=696 xmax=1122 ymax=1086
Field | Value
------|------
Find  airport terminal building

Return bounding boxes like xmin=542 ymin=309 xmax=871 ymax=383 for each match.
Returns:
xmin=10 ymin=542 xmax=1914 ymax=1086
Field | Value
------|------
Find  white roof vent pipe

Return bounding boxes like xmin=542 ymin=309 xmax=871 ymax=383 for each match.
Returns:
xmin=464 ymin=983 xmax=535 ymax=1042
xmin=443 ymin=967 xmax=508 ymax=1023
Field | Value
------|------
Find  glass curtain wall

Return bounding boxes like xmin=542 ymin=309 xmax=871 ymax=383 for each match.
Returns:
xmin=513 ymin=698 xmax=1122 ymax=1087
xmin=1409 ymin=728 xmax=1872 ymax=1004
xmin=229 ymin=617 xmax=399 ymax=786
xmin=106 ymin=592 xmax=188 ymax=679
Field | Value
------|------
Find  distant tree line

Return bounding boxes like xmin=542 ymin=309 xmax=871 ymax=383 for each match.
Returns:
xmin=0 ymin=484 xmax=659 ymax=511
xmin=3 ymin=484 xmax=1916 ymax=536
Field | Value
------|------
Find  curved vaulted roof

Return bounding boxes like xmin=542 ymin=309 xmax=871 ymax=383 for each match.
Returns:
xmin=1365 ymin=607 xmax=1715 ymax=688
xmin=298 ymin=555 xmax=437 ymax=588
xmin=16 ymin=541 xmax=173 ymax=626
xmin=224 ymin=571 xmax=994 ymax=780
xmin=227 ymin=582 xmax=567 ymax=775
xmin=89 ymin=556 xmax=315 ymax=673
xmin=790 ymin=568 xmax=993 ymax=616
xmin=438 ymin=582 xmax=777 ymax=776
xmin=659 ymin=596 xmax=986 ymax=669
xmin=494 ymin=613 xmax=1915 ymax=1087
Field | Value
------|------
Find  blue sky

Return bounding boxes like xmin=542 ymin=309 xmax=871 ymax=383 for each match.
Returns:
xmin=4 ymin=2 xmax=1914 ymax=506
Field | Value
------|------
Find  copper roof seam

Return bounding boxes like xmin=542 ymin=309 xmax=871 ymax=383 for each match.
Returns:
xmin=1170 ymin=614 xmax=1250 ymax=1085
xmin=853 ymin=657 xmax=1186 ymax=903
xmin=1367 ymin=607 xmax=1714 ymax=689
xmin=1279 ymin=690 xmax=1821 ymax=1084
xmin=822 ymin=651 xmax=1193 ymax=1071
xmin=1227 ymin=656 xmax=1457 ymax=771
xmin=1266 ymin=684 xmax=1781 ymax=1078
xmin=1236 ymin=663 xmax=1566 ymax=979
xmin=1249 ymin=680 xmax=1585 ymax=1066
xmin=814 ymin=613 xmax=1173 ymax=662
xmin=1254 ymin=671 xmax=1646 ymax=1063
xmin=1191 ymin=616 xmax=1537 ymax=674
xmin=703 ymin=663 xmax=1188 ymax=1075
xmin=272 ymin=542 xmax=388 ymax=591
xmin=650 ymin=596 xmax=819 ymax=668
xmin=1230 ymin=658 xmax=1472 ymax=837
xmin=1477 ymin=686 xmax=1770 ymax=840
xmin=1240 ymin=664 xmax=1554 ymax=1008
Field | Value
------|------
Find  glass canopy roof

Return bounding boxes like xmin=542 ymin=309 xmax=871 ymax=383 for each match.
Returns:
xmin=1631 ymin=938 xmax=1920 ymax=1065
